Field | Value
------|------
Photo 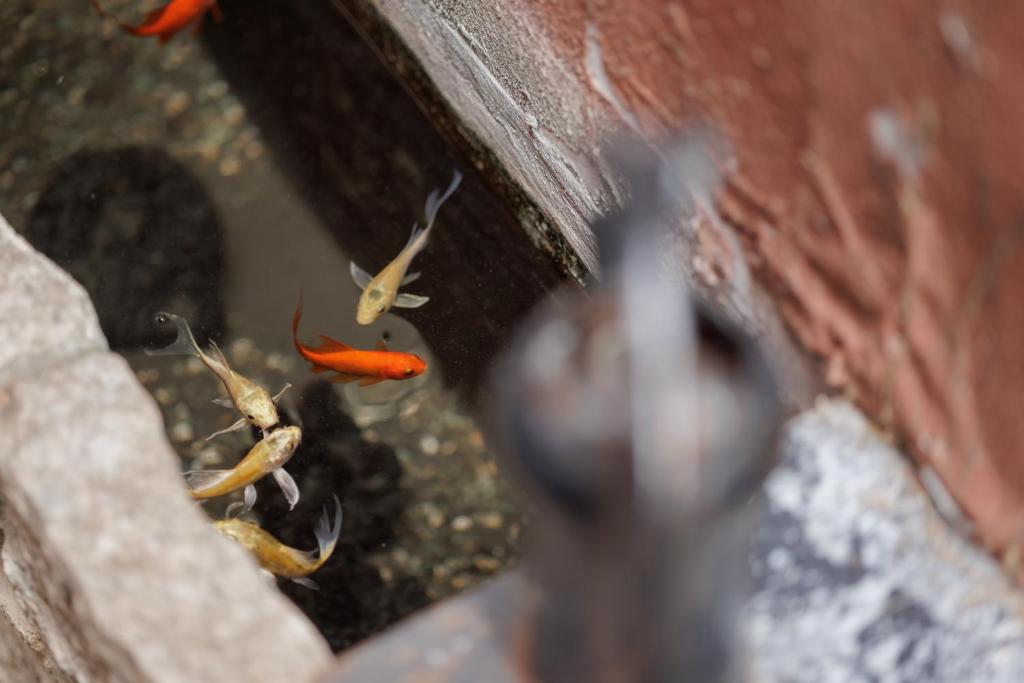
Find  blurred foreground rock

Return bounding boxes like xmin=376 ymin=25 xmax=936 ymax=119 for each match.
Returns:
xmin=0 ymin=213 xmax=329 ymax=681
xmin=322 ymin=399 xmax=1024 ymax=682
xmin=750 ymin=400 xmax=1024 ymax=682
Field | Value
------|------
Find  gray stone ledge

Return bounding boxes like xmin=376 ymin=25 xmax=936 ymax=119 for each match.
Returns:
xmin=0 ymin=222 xmax=107 ymax=386
xmin=749 ymin=399 xmax=1024 ymax=682
xmin=0 ymin=213 xmax=330 ymax=682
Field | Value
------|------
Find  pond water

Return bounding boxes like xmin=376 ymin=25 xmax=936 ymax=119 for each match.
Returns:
xmin=1 ymin=0 xmax=568 ymax=652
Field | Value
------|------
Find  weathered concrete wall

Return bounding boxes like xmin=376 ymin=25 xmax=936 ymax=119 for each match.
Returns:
xmin=358 ymin=0 xmax=1024 ymax=562
xmin=0 ymin=213 xmax=330 ymax=681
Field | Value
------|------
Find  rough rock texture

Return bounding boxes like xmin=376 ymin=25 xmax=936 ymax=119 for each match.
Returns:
xmin=0 ymin=213 xmax=330 ymax=682
xmin=358 ymin=0 xmax=1024 ymax=558
xmin=318 ymin=400 xmax=1024 ymax=681
xmin=750 ymin=400 xmax=1024 ymax=682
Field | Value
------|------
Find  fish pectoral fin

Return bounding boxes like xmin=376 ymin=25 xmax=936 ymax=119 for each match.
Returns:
xmin=291 ymin=577 xmax=320 ymax=590
xmin=350 ymin=261 xmax=373 ymax=290
xmin=273 ymin=467 xmax=300 ymax=510
xmin=392 ymin=293 xmax=430 ymax=309
xmin=211 ymin=396 xmax=234 ymax=409
xmin=310 ymin=364 xmax=332 ymax=374
xmin=327 ymin=373 xmax=363 ymax=384
xmin=225 ymin=486 xmax=256 ymax=518
xmin=358 ymin=377 xmax=385 ymax=387
xmin=401 ymin=271 xmax=421 ymax=285
xmin=243 ymin=484 xmax=258 ymax=512
xmin=184 ymin=469 xmax=233 ymax=492
xmin=204 ymin=417 xmax=248 ymax=441
xmin=271 ymin=383 xmax=292 ymax=403
xmin=225 ymin=485 xmax=256 ymax=518
xmin=374 ymin=339 xmax=390 ymax=352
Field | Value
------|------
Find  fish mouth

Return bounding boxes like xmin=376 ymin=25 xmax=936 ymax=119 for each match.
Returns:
xmin=284 ymin=425 xmax=303 ymax=446
xmin=355 ymin=312 xmax=375 ymax=325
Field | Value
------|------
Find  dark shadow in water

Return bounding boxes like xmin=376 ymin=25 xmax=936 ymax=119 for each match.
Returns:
xmin=202 ymin=0 xmax=567 ymax=394
xmin=251 ymin=381 xmax=430 ymax=652
xmin=24 ymin=147 xmax=226 ymax=349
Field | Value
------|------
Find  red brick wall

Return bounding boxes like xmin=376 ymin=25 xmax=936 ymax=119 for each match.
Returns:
xmin=370 ymin=0 xmax=1024 ymax=560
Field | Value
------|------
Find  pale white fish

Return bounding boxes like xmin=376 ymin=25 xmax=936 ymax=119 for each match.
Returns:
xmin=147 ymin=312 xmax=290 ymax=440
xmin=351 ymin=169 xmax=463 ymax=325
xmin=187 ymin=425 xmax=303 ymax=512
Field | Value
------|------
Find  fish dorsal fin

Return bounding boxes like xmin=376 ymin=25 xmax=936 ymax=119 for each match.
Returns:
xmin=350 ymin=261 xmax=373 ymax=290
xmin=313 ymin=335 xmax=353 ymax=354
xmin=142 ymin=5 xmax=168 ymax=25
xmin=374 ymin=339 xmax=389 ymax=352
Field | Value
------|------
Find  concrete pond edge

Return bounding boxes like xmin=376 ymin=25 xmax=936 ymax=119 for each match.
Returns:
xmin=0 ymin=212 xmax=330 ymax=682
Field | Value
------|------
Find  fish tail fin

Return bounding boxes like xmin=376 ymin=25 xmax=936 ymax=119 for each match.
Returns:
xmin=89 ymin=0 xmax=111 ymax=18
xmin=422 ymin=169 xmax=463 ymax=231
xmin=312 ymin=495 xmax=343 ymax=570
xmin=184 ymin=469 xmax=233 ymax=497
xmin=207 ymin=339 xmax=229 ymax=365
xmin=400 ymin=170 xmax=463 ymax=258
xmin=146 ymin=312 xmax=203 ymax=360
xmin=401 ymin=222 xmax=426 ymax=252
xmin=90 ymin=0 xmax=142 ymax=35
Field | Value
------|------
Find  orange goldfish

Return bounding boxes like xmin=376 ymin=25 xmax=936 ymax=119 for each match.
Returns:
xmin=91 ymin=0 xmax=221 ymax=43
xmin=291 ymin=294 xmax=427 ymax=387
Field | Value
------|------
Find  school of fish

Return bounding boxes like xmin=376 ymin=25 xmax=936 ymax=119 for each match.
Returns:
xmin=97 ymin=0 xmax=466 ymax=596
xmin=147 ymin=167 xmax=462 ymax=589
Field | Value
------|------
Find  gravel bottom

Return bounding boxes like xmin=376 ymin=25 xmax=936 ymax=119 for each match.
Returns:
xmin=126 ymin=334 xmax=524 ymax=652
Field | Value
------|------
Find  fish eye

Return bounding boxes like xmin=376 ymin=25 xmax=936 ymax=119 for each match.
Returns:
xmin=403 ymin=368 xmax=414 ymax=376
xmin=377 ymin=306 xmax=385 ymax=313
xmin=246 ymin=414 xmax=255 ymax=420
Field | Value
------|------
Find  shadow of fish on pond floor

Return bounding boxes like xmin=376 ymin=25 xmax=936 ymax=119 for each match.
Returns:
xmin=246 ymin=380 xmax=430 ymax=652
xmin=23 ymin=146 xmax=226 ymax=350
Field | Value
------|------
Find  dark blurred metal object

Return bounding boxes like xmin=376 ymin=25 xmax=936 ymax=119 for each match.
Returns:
xmin=318 ymin=139 xmax=782 ymax=683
